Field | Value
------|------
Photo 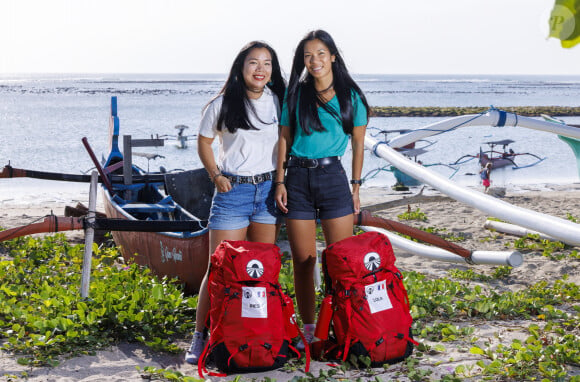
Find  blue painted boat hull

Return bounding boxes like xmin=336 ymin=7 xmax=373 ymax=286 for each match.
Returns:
xmin=392 ymin=166 xmax=422 ymax=186
xmin=559 ymin=135 xmax=580 ymax=179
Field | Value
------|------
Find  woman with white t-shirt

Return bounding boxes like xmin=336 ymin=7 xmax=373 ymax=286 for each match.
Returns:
xmin=185 ymin=41 xmax=286 ymax=365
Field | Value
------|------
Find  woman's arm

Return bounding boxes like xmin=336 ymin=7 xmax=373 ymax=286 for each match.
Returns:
xmin=198 ymin=135 xmax=231 ymax=193
xmin=275 ymin=125 xmax=292 ymax=213
xmin=351 ymin=124 xmax=367 ymax=214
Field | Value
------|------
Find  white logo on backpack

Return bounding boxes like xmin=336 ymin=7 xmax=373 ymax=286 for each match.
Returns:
xmin=364 ymin=252 xmax=381 ymax=271
xmin=241 ymin=286 xmax=268 ymax=318
xmin=365 ymin=279 xmax=392 ymax=313
xmin=246 ymin=259 xmax=264 ymax=278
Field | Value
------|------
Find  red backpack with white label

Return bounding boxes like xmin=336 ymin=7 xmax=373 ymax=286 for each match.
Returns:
xmin=198 ymin=240 xmax=309 ymax=378
xmin=315 ymin=231 xmax=417 ymax=366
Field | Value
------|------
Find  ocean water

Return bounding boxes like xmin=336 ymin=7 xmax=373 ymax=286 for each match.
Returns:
xmin=1 ymin=73 xmax=579 ymax=191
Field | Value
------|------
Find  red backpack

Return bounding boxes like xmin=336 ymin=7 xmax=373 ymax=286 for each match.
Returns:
xmin=315 ymin=231 xmax=417 ymax=366
xmin=198 ymin=240 xmax=309 ymax=378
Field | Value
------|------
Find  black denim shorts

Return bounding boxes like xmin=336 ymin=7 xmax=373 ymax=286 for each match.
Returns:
xmin=285 ymin=160 xmax=354 ymax=220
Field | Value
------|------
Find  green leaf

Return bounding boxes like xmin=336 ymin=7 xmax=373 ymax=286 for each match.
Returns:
xmin=17 ymin=357 xmax=30 ymax=366
xmin=152 ymin=284 xmax=163 ymax=300
xmin=470 ymin=346 xmax=485 ymax=355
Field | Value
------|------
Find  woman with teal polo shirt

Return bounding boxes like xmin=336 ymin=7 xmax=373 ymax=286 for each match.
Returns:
xmin=274 ymin=30 xmax=369 ymax=348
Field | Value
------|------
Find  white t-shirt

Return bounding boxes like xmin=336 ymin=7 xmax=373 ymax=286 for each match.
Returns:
xmin=198 ymin=87 xmax=280 ymax=176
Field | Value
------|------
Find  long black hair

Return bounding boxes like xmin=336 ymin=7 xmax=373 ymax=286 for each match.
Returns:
xmin=214 ymin=41 xmax=286 ymax=134
xmin=286 ymin=30 xmax=369 ymax=136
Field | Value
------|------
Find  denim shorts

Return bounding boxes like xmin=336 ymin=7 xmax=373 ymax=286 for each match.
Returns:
xmin=285 ymin=161 xmax=354 ymax=220
xmin=208 ymin=179 xmax=279 ymax=230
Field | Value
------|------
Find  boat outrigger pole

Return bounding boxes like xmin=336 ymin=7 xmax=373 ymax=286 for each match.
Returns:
xmin=361 ymin=226 xmax=523 ymax=267
xmin=0 ymin=164 xmax=166 ymax=184
xmin=386 ymin=108 xmax=580 ymax=149
xmin=355 ymin=210 xmax=472 ymax=259
xmin=0 ymin=215 xmax=208 ymax=242
xmin=367 ymin=136 xmax=580 ymax=247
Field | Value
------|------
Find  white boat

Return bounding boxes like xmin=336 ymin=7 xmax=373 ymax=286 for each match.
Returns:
xmin=366 ymin=108 xmax=580 ymax=247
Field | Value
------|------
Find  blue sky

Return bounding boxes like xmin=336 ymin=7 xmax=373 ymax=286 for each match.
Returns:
xmin=1 ymin=0 xmax=579 ymax=75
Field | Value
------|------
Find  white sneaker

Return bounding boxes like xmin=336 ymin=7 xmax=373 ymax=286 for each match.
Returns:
xmin=185 ymin=331 xmax=207 ymax=365
xmin=296 ymin=324 xmax=315 ymax=351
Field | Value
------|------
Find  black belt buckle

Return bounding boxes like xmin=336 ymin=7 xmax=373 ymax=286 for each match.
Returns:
xmin=302 ymin=158 xmax=318 ymax=168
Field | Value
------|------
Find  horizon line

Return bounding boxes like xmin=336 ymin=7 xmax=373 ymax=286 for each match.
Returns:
xmin=2 ymin=72 xmax=580 ymax=77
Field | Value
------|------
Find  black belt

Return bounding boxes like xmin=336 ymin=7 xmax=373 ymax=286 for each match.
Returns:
xmin=223 ymin=171 xmax=276 ymax=184
xmin=286 ymin=156 xmax=340 ymax=168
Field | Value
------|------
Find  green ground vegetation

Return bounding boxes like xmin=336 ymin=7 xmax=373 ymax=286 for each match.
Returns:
xmin=0 ymin=234 xmax=196 ymax=368
xmin=1 ymin=229 xmax=578 ymax=381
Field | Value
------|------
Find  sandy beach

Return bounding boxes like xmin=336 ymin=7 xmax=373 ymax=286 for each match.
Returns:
xmin=1 ymin=180 xmax=579 ymax=381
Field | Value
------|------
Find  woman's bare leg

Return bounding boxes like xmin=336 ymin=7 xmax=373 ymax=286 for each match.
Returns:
xmin=321 ymin=214 xmax=354 ymax=246
xmin=286 ymin=218 xmax=318 ymax=324
xmin=246 ymin=221 xmax=278 ymax=244
xmin=194 ymin=228 xmax=247 ymax=330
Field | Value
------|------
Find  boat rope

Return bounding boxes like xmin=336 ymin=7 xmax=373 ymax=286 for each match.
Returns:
xmin=371 ymin=141 xmax=389 ymax=158
xmin=378 ymin=110 xmax=489 ymax=147
xmin=489 ymin=105 xmax=518 ymax=128
xmin=369 ymin=108 xmax=504 ymax=153
xmin=496 ymin=110 xmax=507 ymax=127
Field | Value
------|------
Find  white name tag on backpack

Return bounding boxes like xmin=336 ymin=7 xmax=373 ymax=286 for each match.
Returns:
xmin=365 ymin=280 xmax=392 ymax=313
xmin=241 ymin=286 xmax=268 ymax=318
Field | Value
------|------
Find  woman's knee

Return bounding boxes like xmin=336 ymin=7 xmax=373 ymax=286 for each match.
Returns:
xmin=292 ymin=253 xmax=317 ymax=268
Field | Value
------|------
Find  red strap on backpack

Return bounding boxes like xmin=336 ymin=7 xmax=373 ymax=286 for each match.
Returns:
xmin=341 ymin=297 xmax=353 ymax=362
xmin=280 ymin=289 xmax=310 ymax=372
xmin=295 ymin=324 xmax=311 ymax=372
xmin=198 ymin=342 xmax=228 ymax=378
xmin=198 ymin=279 xmax=229 ymax=378
xmin=390 ymin=273 xmax=412 ymax=315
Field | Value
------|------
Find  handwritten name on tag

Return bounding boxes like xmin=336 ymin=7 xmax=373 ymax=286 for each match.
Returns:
xmin=365 ymin=280 xmax=393 ymax=313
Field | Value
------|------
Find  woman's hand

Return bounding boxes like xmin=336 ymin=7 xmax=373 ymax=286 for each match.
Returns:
xmin=214 ymin=175 xmax=232 ymax=193
xmin=275 ymin=184 xmax=288 ymax=213
xmin=275 ymin=126 xmax=292 ymax=214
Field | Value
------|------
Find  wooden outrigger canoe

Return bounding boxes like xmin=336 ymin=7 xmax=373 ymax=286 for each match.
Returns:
xmin=453 ymin=139 xmax=545 ymax=170
xmin=0 ymin=96 xmax=215 ymax=294
xmin=94 ymin=96 xmax=215 ymax=294
xmin=101 ymin=182 xmax=211 ymax=295
xmin=477 ymin=140 xmax=517 ymax=169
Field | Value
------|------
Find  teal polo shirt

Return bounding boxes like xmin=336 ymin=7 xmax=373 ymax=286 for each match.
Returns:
xmin=280 ymin=91 xmax=367 ymax=159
